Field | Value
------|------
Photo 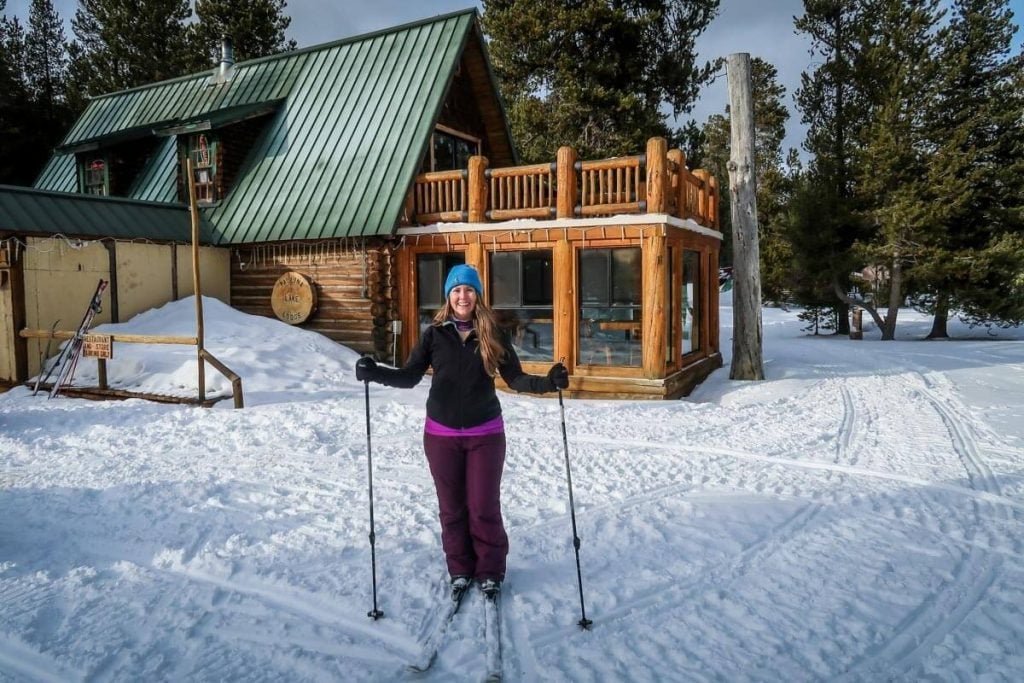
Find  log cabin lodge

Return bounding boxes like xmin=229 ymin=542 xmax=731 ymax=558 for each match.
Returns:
xmin=0 ymin=8 xmax=721 ymax=400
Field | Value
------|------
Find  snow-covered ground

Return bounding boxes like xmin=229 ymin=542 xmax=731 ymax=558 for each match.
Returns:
xmin=2 ymin=295 xmax=1023 ymax=682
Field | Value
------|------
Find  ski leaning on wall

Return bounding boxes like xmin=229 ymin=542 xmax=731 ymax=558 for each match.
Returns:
xmin=39 ymin=279 xmax=109 ymax=398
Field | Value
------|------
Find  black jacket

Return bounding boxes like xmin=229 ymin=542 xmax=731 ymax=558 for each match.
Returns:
xmin=372 ymin=321 xmax=554 ymax=429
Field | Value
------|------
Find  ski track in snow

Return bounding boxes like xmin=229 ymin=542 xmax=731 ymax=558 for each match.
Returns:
xmin=2 ymin=301 xmax=1024 ymax=681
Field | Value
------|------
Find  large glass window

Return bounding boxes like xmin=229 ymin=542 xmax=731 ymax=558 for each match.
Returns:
xmin=667 ymin=246 xmax=674 ymax=365
xmin=432 ymin=130 xmax=478 ymax=172
xmin=683 ymin=250 xmax=701 ymax=355
xmin=490 ymin=250 xmax=554 ymax=362
xmin=416 ymin=252 xmax=465 ymax=332
xmin=578 ymin=247 xmax=642 ymax=366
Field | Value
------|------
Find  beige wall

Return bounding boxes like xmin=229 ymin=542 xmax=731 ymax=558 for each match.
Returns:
xmin=176 ymin=245 xmax=231 ymax=303
xmin=13 ymin=237 xmax=230 ymax=378
xmin=0 ymin=267 xmax=18 ymax=383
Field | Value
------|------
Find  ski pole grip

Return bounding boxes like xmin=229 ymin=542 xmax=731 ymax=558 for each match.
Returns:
xmin=369 ymin=531 xmax=376 ymax=544
xmin=573 ymin=536 xmax=581 ymax=550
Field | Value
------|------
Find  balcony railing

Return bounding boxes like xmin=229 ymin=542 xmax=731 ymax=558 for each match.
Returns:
xmin=407 ymin=137 xmax=719 ymax=229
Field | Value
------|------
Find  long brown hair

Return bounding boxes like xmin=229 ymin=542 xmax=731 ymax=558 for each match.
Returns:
xmin=432 ymin=297 xmax=506 ymax=376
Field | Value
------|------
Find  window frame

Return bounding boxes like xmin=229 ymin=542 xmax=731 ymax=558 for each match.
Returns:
xmin=186 ymin=133 xmax=219 ymax=204
xmin=428 ymin=124 xmax=481 ymax=172
xmin=79 ymin=156 xmax=109 ymax=196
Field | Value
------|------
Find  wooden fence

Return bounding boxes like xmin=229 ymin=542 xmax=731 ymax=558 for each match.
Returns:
xmin=410 ymin=137 xmax=719 ymax=228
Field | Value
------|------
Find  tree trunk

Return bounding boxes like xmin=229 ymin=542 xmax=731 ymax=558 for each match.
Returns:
xmin=832 ymin=279 xmax=886 ymax=337
xmin=880 ymin=258 xmax=902 ymax=341
xmin=726 ymin=53 xmax=764 ymax=381
xmin=927 ymin=293 xmax=950 ymax=339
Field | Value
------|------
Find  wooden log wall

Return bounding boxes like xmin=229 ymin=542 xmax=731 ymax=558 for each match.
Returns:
xmin=230 ymin=239 xmax=399 ymax=361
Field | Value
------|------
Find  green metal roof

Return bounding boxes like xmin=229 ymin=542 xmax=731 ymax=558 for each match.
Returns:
xmin=33 ymin=9 xmax=507 ymax=244
xmin=0 ymin=185 xmax=211 ymax=242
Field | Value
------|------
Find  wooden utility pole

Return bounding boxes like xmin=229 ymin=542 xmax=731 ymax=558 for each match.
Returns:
xmin=185 ymin=159 xmax=206 ymax=401
xmin=726 ymin=53 xmax=764 ymax=380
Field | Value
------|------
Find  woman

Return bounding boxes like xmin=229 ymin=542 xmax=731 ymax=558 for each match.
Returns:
xmin=355 ymin=264 xmax=568 ymax=600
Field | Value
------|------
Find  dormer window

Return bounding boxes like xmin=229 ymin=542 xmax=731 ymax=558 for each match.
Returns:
xmin=189 ymin=134 xmax=218 ymax=203
xmin=81 ymin=157 xmax=108 ymax=195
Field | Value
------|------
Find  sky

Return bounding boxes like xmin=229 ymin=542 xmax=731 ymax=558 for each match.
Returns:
xmin=6 ymin=0 xmax=1024 ymax=160
xmin=2 ymin=292 xmax=1024 ymax=680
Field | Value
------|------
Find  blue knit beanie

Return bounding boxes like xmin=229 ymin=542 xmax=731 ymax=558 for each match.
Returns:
xmin=444 ymin=264 xmax=483 ymax=299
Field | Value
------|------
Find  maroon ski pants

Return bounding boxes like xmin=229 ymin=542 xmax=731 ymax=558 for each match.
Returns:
xmin=423 ymin=431 xmax=508 ymax=581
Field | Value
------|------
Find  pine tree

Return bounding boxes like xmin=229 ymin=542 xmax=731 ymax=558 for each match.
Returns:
xmin=481 ymin=0 xmax=720 ymax=162
xmin=1 ymin=6 xmax=36 ymax=184
xmin=791 ymin=0 xmax=873 ymax=335
xmin=23 ymin=0 xmax=73 ymax=179
xmin=912 ymin=0 xmax=1024 ymax=335
xmin=67 ymin=0 xmax=201 ymax=102
xmin=24 ymin=0 xmax=67 ymax=118
xmin=191 ymin=0 xmax=296 ymax=65
xmin=851 ymin=0 xmax=945 ymax=340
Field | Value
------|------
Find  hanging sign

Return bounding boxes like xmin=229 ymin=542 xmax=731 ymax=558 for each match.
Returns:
xmin=82 ymin=334 xmax=113 ymax=359
xmin=271 ymin=271 xmax=317 ymax=324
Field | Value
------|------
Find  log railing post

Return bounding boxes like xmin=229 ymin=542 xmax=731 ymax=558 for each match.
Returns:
xmin=645 ymin=137 xmax=667 ymax=214
xmin=667 ymin=149 xmax=685 ymax=219
xmin=556 ymin=146 xmax=577 ymax=219
xmin=694 ymin=169 xmax=710 ymax=227
xmin=468 ymin=155 xmax=488 ymax=223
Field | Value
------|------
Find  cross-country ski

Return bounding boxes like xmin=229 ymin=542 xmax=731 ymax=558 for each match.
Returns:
xmin=40 ymin=279 xmax=107 ymax=398
xmin=406 ymin=577 xmax=473 ymax=674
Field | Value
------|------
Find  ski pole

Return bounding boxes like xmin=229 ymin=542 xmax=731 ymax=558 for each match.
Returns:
xmin=557 ymin=382 xmax=593 ymax=629
xmin=363 ymin=379 xmax=384 ymax=620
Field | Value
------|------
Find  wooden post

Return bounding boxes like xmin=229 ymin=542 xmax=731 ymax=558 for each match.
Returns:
xmin=667 ymin=149 xmax=685 ymax=219
xmin=645 ymin=137 xmax=667 ymax=214
xmin=553 ymin=237 xmax=574 ymax=371
xmin=694 ymin=170 xmax=710 ymax=226
xmin=185 ymin=158 xmax=207 ymax=400
xmin=726 ymin=53 xmax=764 ymax=381
xmin=97 ymin=358 xmax=108 ymax=390
xmin=642 ymin=228 xmax=667 ymax=379
xmin=465 ymin=239 xmax=484 ymax=275
xmin=468 ymin=155 xmax=488 ymax=223
xmin=556 ymin=146 xmax=577 ymax=219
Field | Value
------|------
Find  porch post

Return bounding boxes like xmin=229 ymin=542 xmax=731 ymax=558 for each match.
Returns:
xmin=554 ymin=236 xmax=574 ymax=371
xmin=642 ymin=227 xmax=668 ymax=379
xmin=668 ymin=149 xmax=686 ymax=219
xmin=556 ymin=146 xmax=577 ymax=219
xmin=694 ymin=169 xmax=710 ymax=227
xmin=645 ymin=137 xmax=667 ymax=214
xmin=468 ymin=155 xmax=489 ymax=223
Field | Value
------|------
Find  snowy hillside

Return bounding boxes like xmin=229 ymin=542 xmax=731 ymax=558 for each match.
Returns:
xmin=2 ymin=296 xmax=1023 ymax=681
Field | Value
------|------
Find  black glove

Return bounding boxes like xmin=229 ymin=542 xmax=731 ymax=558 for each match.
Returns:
xmin=546 ymin=362 xmax=569 ymax=390
xmin=355 ymin=356 xmax=378 ymax=383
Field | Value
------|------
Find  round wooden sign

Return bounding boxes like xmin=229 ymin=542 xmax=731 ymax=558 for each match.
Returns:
xmin=271 ymin=271 xmax=317 ymax=325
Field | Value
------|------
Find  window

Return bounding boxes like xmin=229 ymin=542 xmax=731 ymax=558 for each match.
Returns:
xmin=416 ymin=252 xmax=465 ymax=333
xmin=683 ymin=250 xmax=701 ymax=355
xmin=490 ymin=250 xmax=554 ymax=361
xmin=667 ymin=246 xmax=674 ymax=365
xmin=188 ymin=134 xmax=218 ymax=203
xmin=429 ymin=128 xmax=479 ymax=172
xmin=578 ymin=247 xmax=642 ymax=366
xmin=81 ymin=157 xmax=108 ymax=196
